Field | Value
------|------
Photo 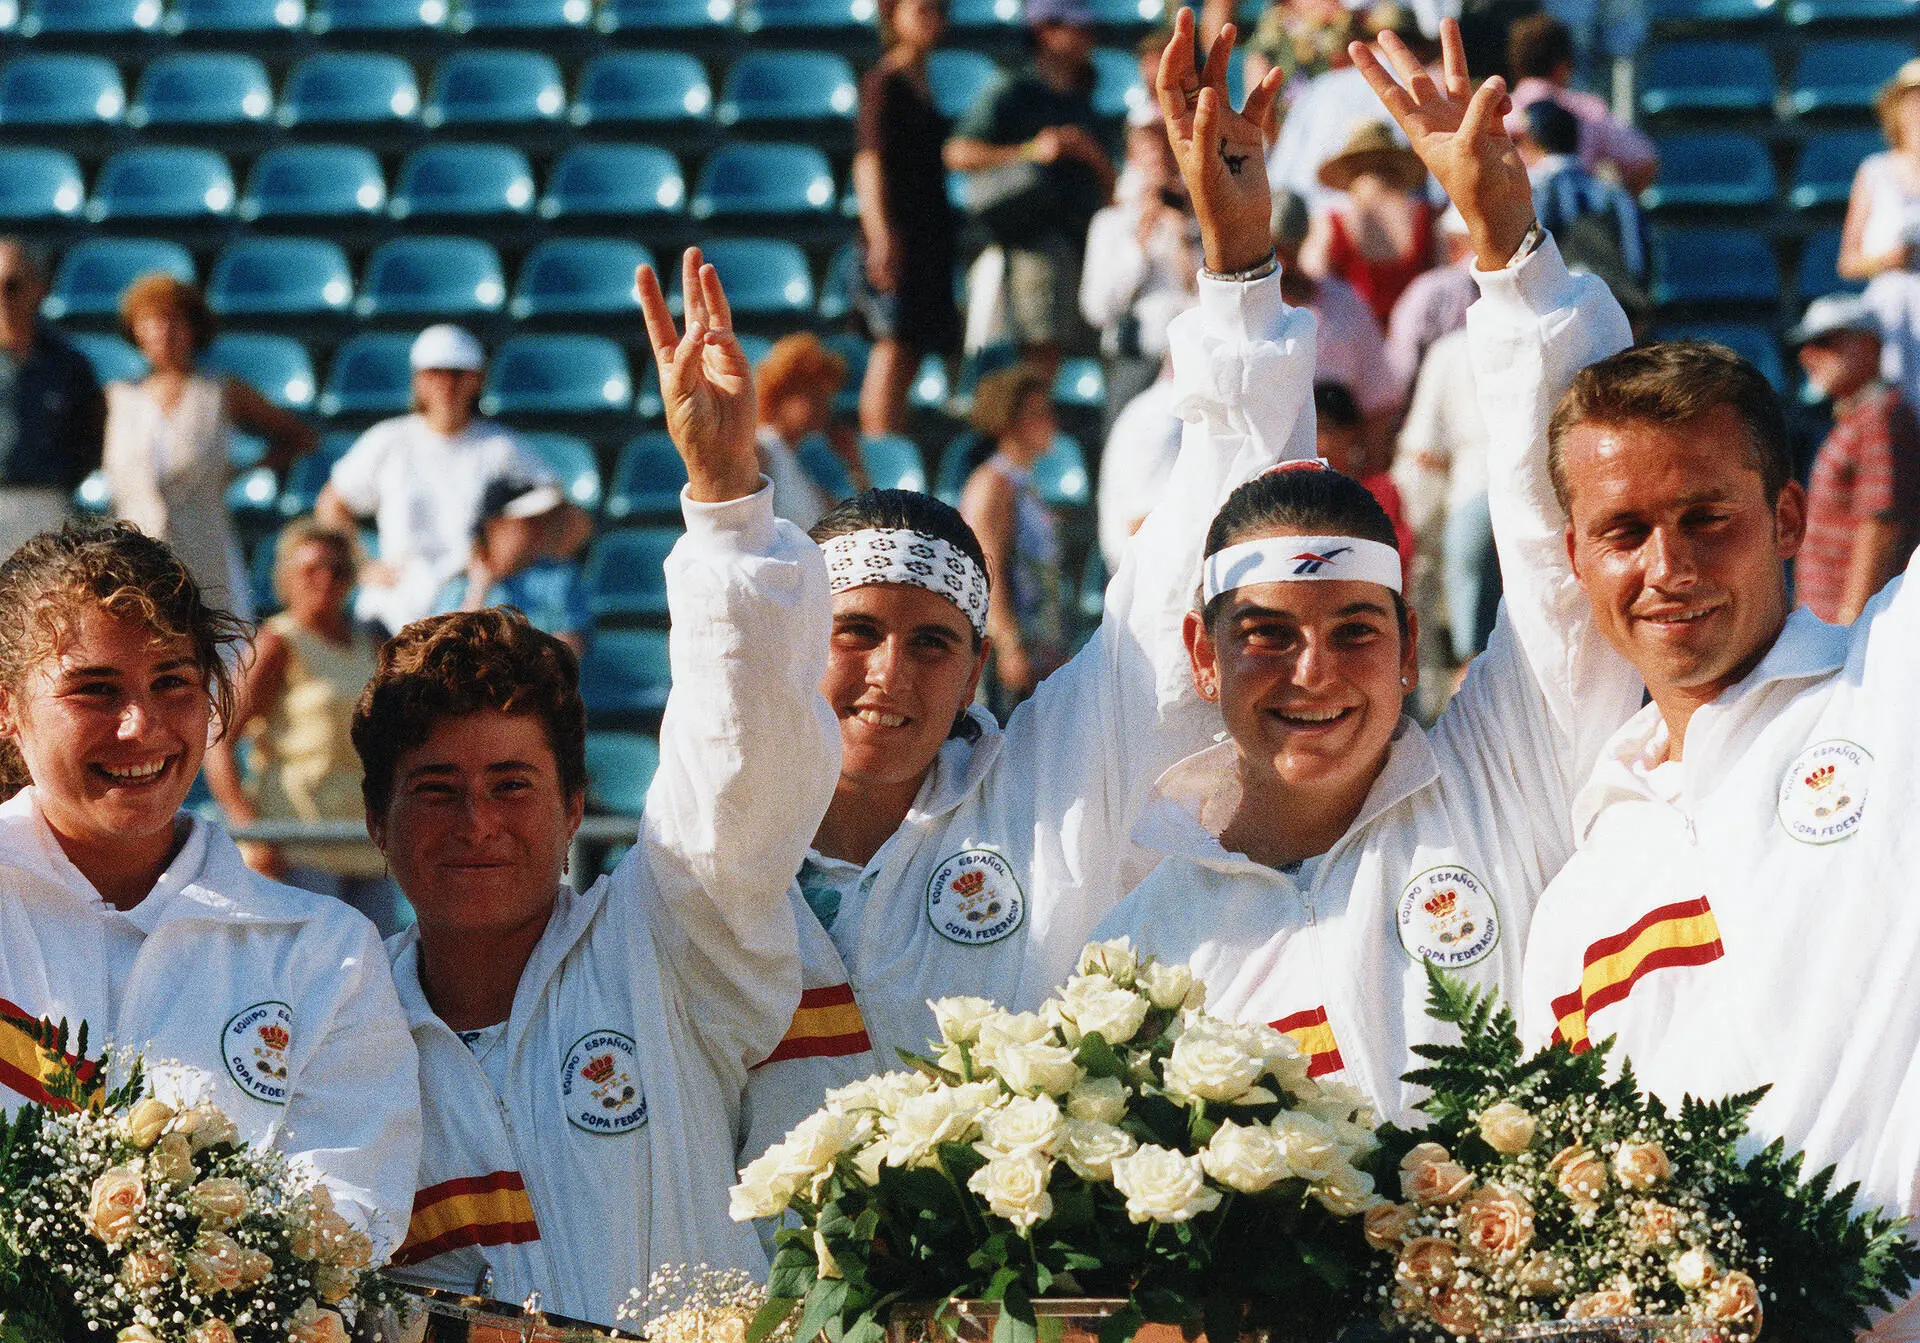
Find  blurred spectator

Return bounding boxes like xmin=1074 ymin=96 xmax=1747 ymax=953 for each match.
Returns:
xmin=1080 ymin=106 xmax=1200 ymax=438
xmin=1530 ymin=0 xmax=1646 ymax=95
xmin=1514 ymin=97 xmax=1649 ymax=289
xmin=317 ymin=323 xmax=559 ymax=637
xmin=852 ymin=0 xmax=962 ymax=437
xmin=1265 ymin=4 xmax=1424 ymax=210
xmin=105 ymin=273 xmax=315 ymax=621
xmin=1314 ymin=381 xmax=1413 ymax=590
xmin=1097 ymin=373 xmax=1182 ymax=574
xmin=436 ymin=477 xmax=592 ymax=656
xmin=1242 ymin=0 xmax=1356 ymax=93
xmin=202 ymin=517 xmax=409 ymax=935
xmin=1841 ymin=59 xmax=1920 ymax=413
xmin=1385 ymin=205 xmax=1477 ymax=397
xmin=0 ymin=239 xmax=104 ymax=558
xmin=948 ymin=0 xmax=1115 ymax=373
xmin=961 ymin=363 xmax=1069 ymax=710
xmin=756 ymin=333 xmax=851 ymax=531
xmin=1791 ymin=294 xmax=1920 ymax=625
xmin=1505 ymin=13 xmax=1656 ymax=193
xmin=1303 ymin=119 xmax=1441 ymax=327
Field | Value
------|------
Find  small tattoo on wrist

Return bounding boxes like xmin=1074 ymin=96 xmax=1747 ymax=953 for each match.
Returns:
xmin=1220 ymin=138 xmax=1249 ymax=176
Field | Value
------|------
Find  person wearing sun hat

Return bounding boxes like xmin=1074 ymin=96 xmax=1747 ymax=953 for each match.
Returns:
xmin=1842 ymin=57 xmax=1920 ymax=414
xmin=1301 ymin=119 xmax=1442 ymax=325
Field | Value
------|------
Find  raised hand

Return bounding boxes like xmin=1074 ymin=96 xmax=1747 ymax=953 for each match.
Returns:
xmin=636 ymin=247 xmax=765 ymax=504
xmin=1349 ymin=18 xmax=1535 ymax=271
xmin=1156 ymin=6 xmax=1284 ymax=275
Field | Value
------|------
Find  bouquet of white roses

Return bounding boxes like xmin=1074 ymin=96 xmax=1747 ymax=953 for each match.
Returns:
xmin=1361 ymin=972 xmax=1919 ymax=1343
xmin=731 ymin=939 xmax=1380 ymax=1343
xmin=0 ymin=1015 xmax=405 ymax=1343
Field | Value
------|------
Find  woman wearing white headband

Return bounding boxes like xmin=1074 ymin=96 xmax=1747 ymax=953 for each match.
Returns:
xmin=1089 ymin=15 xmax=1649 ymax=1125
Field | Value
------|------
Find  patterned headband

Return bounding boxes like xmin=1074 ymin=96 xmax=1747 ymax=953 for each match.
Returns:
xmin=1202 ymin=534 xmax=1404 ymax=603
xmin=820 ymin=528 xmax=991 ymax=637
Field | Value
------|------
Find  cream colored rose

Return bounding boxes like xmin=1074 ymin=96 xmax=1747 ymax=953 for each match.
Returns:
xmin=1162 ymin=1023 xmax=1266 ymax=1105
xmin=1326 ymin=1118 xmax=1381 ymax=1162
xmin=828 ymin=1070 xmax=929 ymax=1116
xmin=1517 ymin=1253 xmax=1566 ymax=1296
xmin=189 ymin=1177 xmax=250 ymax=1227
xmin=1271 ymin=1111 xmax=1347 ymax=1182
xmin=1311 ymin=1162 xmax=1379 ymax=1216
xmin=1458 ymin=1184 xmax=1534 ymax=1263
xmin=190 ymin=1319 xmax=238 ymax=1343
xmin=1428 ymin=1287 xmax=1485 ymax=1338
xmin=120 ymin=1248 xmax=175 ymax=1291
xmin=328 ymin=1227 xmax=372 ymax=1272
xmin=1477 ymin=1101 xmax=1538 ymax=1155
xmin=314 ymin=1264 xmax=357 ymax=1304
xmin=931 ymin=996 xmax=1000 ymax=1045
xmin=733 ymin=1147 xmax=799 ymax=1220
xmin=180 ymin=1105 xmax=239 ymax=1154
xmin=815 ymin=1225 xmax=842 ymax=1279
xmin=1402 ymin=1157 xmax=1474 ymax=1207
xmin=1077 ymin=938 xmax=1138 ymax=986
xmin=996 ymin=1042 xmax=1083 ymax=1097
xmin=86 ymin=1165 xmax=147 ymax=1246
xmin=968 ymin=1151 xmax=1055 ymax=1231
xmin=1548 ymin=1145 xmax=1609 ymax=1209
xmin=185 ymin=1230 xmax=249 ymax=1294
xmin=290 ymin=1300 xmax=350 ymax=1343
xmin=1394 ymin=1236 xmax=1461 ymax=1296
xmin=1400 ymin=1142 xmax=1453 ymax=1172
xmin=1303 ymin=1080 xmax=1375 ymax=1126
xmin=1110 ymin=1144 xmax=1223 ymax=1224
xmin=1626 ymin=1200 xmax=1684 ymax=1253
xmin=977 ymin=1094 xmax=1064 ymax=1157
xmin=974 ymin=1011 xmax=1055 ymax=1069
xmin=1060 ymin=1118 xmax=1137 ymax=1181
xmin=124 ymin=1097 xmax=176 ymax=1149
xmin=1567 ymin=1289 xmax=1635 ymax=1320
xmin=1057 ymin=975 xmax=1150 ymax=1046
xmin=149 ymin=1132 xmax=195 ymax=1186
xmin=778 ymin=1110 xmax=861 ymax=1180
xmin=1613 ymin=1142 xmax=1673 ymax=1191
xmin=1065 ymin=1076 xmax=1129 ymax=1125
xmin=1363 ymin=1201 xmax=1417 ymax=1250
xmin=1704 ymin=1270 xmax=1761 ymax=1325
xmin=118 ymin=1327 xmax=162 ymax=1343
xmin=883 ymin=1089 xmax=980 ymax=1167
xmin=1134 ymin=960 xmax=1200 ymax=1011
xmin=1200 ymin=1120 xmax=1289 ymax=1194
xmin=1671 ymin=1246 xmax=1717 ymax=1291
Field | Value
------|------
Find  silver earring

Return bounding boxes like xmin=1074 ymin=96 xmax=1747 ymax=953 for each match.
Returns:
xmin=1400 ymin=676 xmax=1410 ymax=687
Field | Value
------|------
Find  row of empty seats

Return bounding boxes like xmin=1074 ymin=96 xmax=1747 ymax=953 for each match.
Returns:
xmin=1644 ymin=127 xmax=1883 ymax=211
xmin=1637 ymin=35 xmax=1917 ymax=119
xmin=1649 ymin=0 xmax=1916 ymax=27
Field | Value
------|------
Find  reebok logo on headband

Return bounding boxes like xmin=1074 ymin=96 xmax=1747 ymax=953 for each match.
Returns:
xmin=1289 ymin=547 xmax=1352 ymax=575
xmin=1202 ymin=534 xmax=1403 ymax=603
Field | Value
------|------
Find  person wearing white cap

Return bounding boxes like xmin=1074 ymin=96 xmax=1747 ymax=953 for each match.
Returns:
xmin=317 ymin=324 xmax=556 ymax=636
xmin=1791 ymin=293 xmax=1920 ymax=625
xmin=434 ymin=476 xmax=593 ymax=655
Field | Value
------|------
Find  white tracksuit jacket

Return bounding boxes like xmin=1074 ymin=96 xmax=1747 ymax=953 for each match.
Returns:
xmin=1092 ymin=238 xmax=1648 ymax=1124
xmin=0 ymin=799 xmax=420 ymax=1254
xmin=1505 ymin=251 xmax=1920 ymax=1342
xmin=739 ymin=273 xmax=1322 ymax=1165
xmin=385 ymin=484 xmax=836 ymax=1327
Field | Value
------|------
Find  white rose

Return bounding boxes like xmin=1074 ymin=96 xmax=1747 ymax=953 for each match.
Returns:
xmin=995 ymin=1041 xmax=1083 ymax=1097
xmin=1326 ymin=1118 xmax=1381 ymax=1162
xmin=1161 ymin=1022 xmax=1268 ymax=1105
xmin=1672 ymin=1247 xmax=1718 ymax=1291
xmin=1110 ymin=1145 xmax=1223 ymax=1224
xmin=1311 ymin=1162 xmax=1379 ymax=1216
xmin=1134 ymin=960 xmax=1202 ymax=1011
xmin=1056 ymin=975 xmax=1151 ymax=1046
xmin=1270 ymin=1111 xmax=1348 ymax=1182
xmin=730 ymin=1146 xmax=802 ymax=1220
xmin=1077 ymin=938 xmax=1138 ymax=987
xmin=778 ymin=1110 xmax=861 ymax=1180
xmin=124 ymin=1098 xmax=175 ymax=1149
xmin=1066 ymin=1076 xmax=1130 ymax=1125
xmin=1200 ymin=1120 xmax=1290 ymax=1194
xmin=976 ymin=1094 xmax=1064 ymax=1157
xmin=827 ymin=1070 xmax=928 ymax=1117
xmin=975 ymin=1011 xmax=1057 ymax=1069
xmin=883 ymin=1089 xmax=980 ymax=1167
xmin=851 ymin=1141 xmax=886 ymax=1185
xmin=179 ymin=1105 xmax=239 ymax=1155
xmin=930 ymin=997 xmax=1000 ymax=1046
xmin=1060 ymin=1118 xmax=1138 ymax=1181
xmin=968 ymin=1151 xmax=1055 ymax=1231
xmin=1477 ymin=1101 xmax=1538 ymax=1155
xmin=1304 ymin=1081 xmax=1378 ymax=1128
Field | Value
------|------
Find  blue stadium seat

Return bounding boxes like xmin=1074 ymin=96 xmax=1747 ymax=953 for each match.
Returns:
xmin=1054 ymin=357 xmax=1106 ymax=408
xmin=166 ymin=0 xmax=308 ymax=32
xmin=1091 ymin=47 xmax=1148 ymax=119
xmin=580 ymin=629 xmax=672 ymax=720
xmin=279 ymin=429 xmax=355 ymax=515
xmin=453 ymin=0 xmax=591 ymax=31
xmin=319 ymin=333 xmax=415 ymax=416
xmin=208 ymin=238 xmax=354 ymax=317
xmin=738 ymin=0 xmax=873 ymax=30
xmin=20 ymin=0 xmax=162 ymax=34
xmin=391 ymin=144 xmax=536 ymax=218
xmin=634 ymin=364 xmax=662 ymax=419
xmin=480 ymin=335 xmax=631 ymax=416
xmin=718 ymin=50 xmax=858 ymax=127
xmin=1790 ymin=129 xmax=1881 ymax=210
xmin=228 ymin=467 xmax=281 ymax=518
xmin=357 ymin=236 xmax=506 ymax=318
xmin=241 ymin=144 xmax=387 ymax=220
xmin=818 ymin=242 xmax=857 ymax=321
xmin=202 ymin=333 xmax=317 ymax=409
xmin=596 ymin=0 xmax=734 ymax=30
xmin=910 ymin=352 xmax=950 ymax=409
xmin=518 ymin=430 xmax=601 ymax=509
xmin=605 ymin=431 xmax=689 ymax=520
xmin=1789 ymin=39 xmax=1914 ymax=116
xmin=1641 ymin=132 xmax=1776 ymax=210
xmin=1637 ymin=40 xmax=1774 ymax=116
xmin=571 ymin=52 xmax=711 ymax=130
xmin=308 ymin=0 xmax=448 ymax=31
xmin=510 ymin=238 xmax=652 ymax=319
xmin=861 ymin=434 xmax=929 ymax=492
xmin=67 ymin=332 xmax=147 ymax=385
xmin=927 ymin=50 xmax=999 ymax=120
xmin=933 ymin=432 xmax=983 ymax=504
xmin=1650 ymin=226 xmax=1782 ymax=306
xmin=584 ymin=527 xmax=677 ymax=624
xmin=799 ymin=427 xmax=858 ymax=495
xmin=1036 ymin=434 xmax=1091 ymax=507
xmin=690 ymin=143 xmax=837 ymax=219
xmin=679 ymin=238 xmax=814 ymax=318
xmin=1785 ymin=0 xmax=1917 ymax=24
xmin=1651 ymin=322 xmax=1788 ymax=392
xmin=0 ymin=55 xmax=126 ymax=128
xmin=947 ymin=0 xmax=1020 ymax=27
xmin=279 ymin=53 xmax=420 ymax=128
xmin=1092 ymin=0 xmax=1167 ymax=19
xmin=45 ymin=238 xmax=193 ymax=321
xmin=1646 ymin=0 xmax=1772 ymax=21
xmin=130 ymin=53 xmax=273 ymax=128
xmin=584 ymin=730 xmax=659 ymax=814
xmin=1795 ymin=226 xmax=1864 ymax=298
xmin=88 ymin=147 xmax=235 ymax=221
xmin=0 ymin=150 xmax=85 ymax=222
xmin=540 ymin=144 xmax=684 ymax=219
xmin=424 ymin=49 xmax=565 ymax=128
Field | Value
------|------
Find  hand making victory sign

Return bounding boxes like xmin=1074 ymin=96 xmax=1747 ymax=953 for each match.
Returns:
xmin=1156 ymin=7 xmax=1285 ymax=276
xmin=636 ymin=247 xmax=765 ymax=504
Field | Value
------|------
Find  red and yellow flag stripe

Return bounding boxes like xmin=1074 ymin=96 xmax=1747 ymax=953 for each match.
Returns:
xmin=392 ymin=1171 xmax=541 ymax=1267
xmin=756 ymin=983 xmax=871 ymax=1067
xmin=1271 ymin=1006 xmax=1345 ymax=1078
xmin=0 ymin=998 xmax=99 ymax=1111
xmin=1550 ymin=896 xmax=1724 ymax=1053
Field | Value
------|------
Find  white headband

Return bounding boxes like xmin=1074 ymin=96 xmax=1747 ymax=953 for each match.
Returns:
xmin=1202 ymin=535 xmax=1403 ymax=603
xmin=821 ymin=528 xmax=990 ymax=637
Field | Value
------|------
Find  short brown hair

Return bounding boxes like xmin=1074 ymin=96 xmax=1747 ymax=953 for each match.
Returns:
xmin=1508 ymin=14 xmax=1574 ymax=80
xmin=272 ymin=515 xmax=358 ymax=605
xmin=0 ymin=521 xmax=246 ymax=796
xmin=968 ymin=362 xmax=1053 ymax=439
xmin=118 ymin=272 xmax=215 ymax=355
xmin=1546 ymin=340 xmax=1793 ymax=514
xmin=351 ymin=608 xmax=587 ymax=818
xmin=756 ymin=333 xmax=848 ymax=423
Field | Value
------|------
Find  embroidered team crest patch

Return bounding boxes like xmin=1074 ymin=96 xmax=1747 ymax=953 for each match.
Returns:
xmin=1777 ymin=738 xmax=1871 ymax=845
xmin=1397 ymin=866 xmax=1500 ymax=968
xmin=925 ymin=849 xmax=1026 ymax=946
xmin=221 ymin=1001 xmax=293 ymax=1105
xmin=561 ymin=1030 xmax=648 ymax=1135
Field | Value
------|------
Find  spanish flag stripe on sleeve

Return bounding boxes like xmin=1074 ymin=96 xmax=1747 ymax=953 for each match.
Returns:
xmin=1550 ymin=898 xmax=1724 ymax=1053
xmin=392 ymin=1170 xmax=540 ymax=1267
xmin=755 ymin=983 xmax=872 ymax=1068
xmin=0 ymin=998 xmax=98 ymax=1110
xmin=1269 ymin=1006 xmax=1346 ymax=1078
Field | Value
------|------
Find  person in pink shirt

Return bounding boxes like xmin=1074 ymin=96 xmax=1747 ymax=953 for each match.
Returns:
xmin=1503 ymin=14 xmax=1657 ymax=195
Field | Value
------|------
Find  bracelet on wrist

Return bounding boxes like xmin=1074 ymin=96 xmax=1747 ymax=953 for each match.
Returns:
xmin=1200 ymin=250 xmax=1280 ymax=284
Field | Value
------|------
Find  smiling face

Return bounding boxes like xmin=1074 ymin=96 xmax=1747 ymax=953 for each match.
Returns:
xmin=1560 ymin=403 xmax=1803 ymax=713
xmin=369 ymin=708 xmax=583 ymax=941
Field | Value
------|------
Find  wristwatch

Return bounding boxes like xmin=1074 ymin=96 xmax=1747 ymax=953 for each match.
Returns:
xmin=1201 ymin=250 xmax=1280 ymax=283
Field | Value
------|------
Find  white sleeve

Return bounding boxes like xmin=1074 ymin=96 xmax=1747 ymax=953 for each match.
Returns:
xmin=628 ymin=481 xmax=834 ymax=1074
xmin=1079 ymin=206 xmax=1151 ymax=333
xmin=326 ymin=424 xmax=387 ymax=516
